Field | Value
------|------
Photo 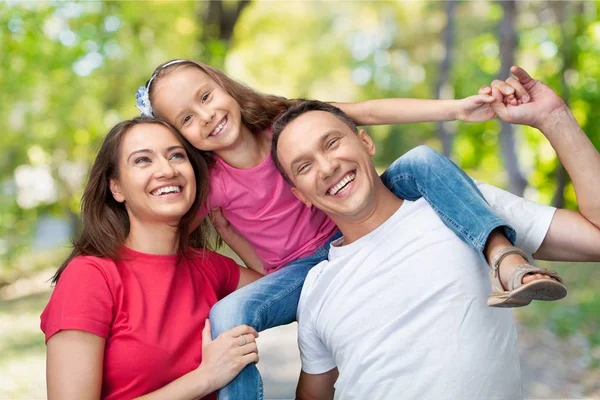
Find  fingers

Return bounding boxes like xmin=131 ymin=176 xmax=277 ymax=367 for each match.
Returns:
xmin=238 ymin=340 xmax=259 ymax=356
xmin=225 ymin=324 xmax=259 ymax=339
xmin=510 ymin=65 xmax=534 ymax=85
xmin=242 ymin=351 xmax=260 ymax=365
xmin=491 ymin=79 xmax=515 ymax=96
xmin=489 ymin=87 xmax=509 ymax=120
xmin=236 ymin=333 xmax=257 ymax=347
xmin=474 ymin=94 xmax=496 ymax=103
xmin=505 ymin=76 xmax=529 ymax=103
xmin=479 ymin=85 xmax=492 ymax=95
xmin=202 ymin=319 xmax=212 ymax=348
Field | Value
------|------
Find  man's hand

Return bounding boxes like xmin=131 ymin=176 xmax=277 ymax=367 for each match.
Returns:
xmin=479 ymin=66 xmax=566 ymax=130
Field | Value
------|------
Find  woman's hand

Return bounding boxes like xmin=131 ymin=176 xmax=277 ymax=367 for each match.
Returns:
xmin=195 ymin=320 xmax=260 ymax=392
xmin=454 ymin=94 xmax=497 ymax=122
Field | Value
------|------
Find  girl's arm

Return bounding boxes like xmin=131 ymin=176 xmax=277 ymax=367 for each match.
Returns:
xmin=211 ymin=208 xmax=265 ymax=275
xmin=332 ymin=95 xmax=496 ymax=126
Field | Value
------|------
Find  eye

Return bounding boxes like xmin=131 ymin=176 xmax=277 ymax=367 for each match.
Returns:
xmin=134 ymin=156 xmax=151 ymax=165
xmin=326 ymin=137 xmax=340 ymax=149
xmin=201 ymin=92 xmax=211 ymax=103
xmin=170 ymin=152 xmax=186 ymax=161
xmin=297 ymin=162 xmax=312 ymax=175
xmin=182 ymin=115 xmax=192 ymax=126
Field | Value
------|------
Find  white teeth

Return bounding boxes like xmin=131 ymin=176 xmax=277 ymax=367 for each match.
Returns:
xmin=211 ymin=117 xmax=227 ymax=136
xmin=151 ymin=185 xmax=181 ymax=196
xmin=328 ymin=172 xmax=356 ymax=196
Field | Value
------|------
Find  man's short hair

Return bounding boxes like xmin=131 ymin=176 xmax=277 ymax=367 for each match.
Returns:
xmin=271 ymin=100 xmax=359 ymax=186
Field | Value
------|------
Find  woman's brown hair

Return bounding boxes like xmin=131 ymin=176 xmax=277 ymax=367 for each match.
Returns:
xmin=147 ymin=59 xmax=301 ymax=165
xmin=52 ymin=117 xmax=212 ymax=283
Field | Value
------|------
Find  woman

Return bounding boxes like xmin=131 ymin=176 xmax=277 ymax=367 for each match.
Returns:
xmin=41 ymin=117 xmax=261 ymax=399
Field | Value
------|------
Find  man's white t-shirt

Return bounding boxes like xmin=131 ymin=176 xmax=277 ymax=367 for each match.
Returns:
xmin=297 ymin=183 xmax=556 ymax=400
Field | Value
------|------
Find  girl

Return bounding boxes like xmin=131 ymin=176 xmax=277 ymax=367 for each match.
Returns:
xmin=137 ymin=59 xmax=566 ymax=399
xmin=41 ymin=117 xmax=263 ymax=399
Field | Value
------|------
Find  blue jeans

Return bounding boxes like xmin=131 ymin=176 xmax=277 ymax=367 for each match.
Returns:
xmin=210 ymin=145 xmax=516 ymax=400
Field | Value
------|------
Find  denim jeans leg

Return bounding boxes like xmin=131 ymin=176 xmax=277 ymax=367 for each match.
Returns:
xmin=211 ymin=231 xmax=342 ymax=400
xmin=380 ymin=145 xmax=516 ymax=257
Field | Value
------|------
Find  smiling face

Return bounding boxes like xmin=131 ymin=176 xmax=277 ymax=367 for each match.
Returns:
xmin=109 ymin=123 xmax=196 ymax=226
xmin=150 ymin=66 xmax=244 ymax=153
xmin=276 ymin=110 xmax=381 ymax=221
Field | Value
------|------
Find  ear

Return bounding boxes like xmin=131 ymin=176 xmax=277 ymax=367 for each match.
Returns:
xmin=291 ymin=187 xmax=313 ymax=208
xmin=109 ymin=178 xmax=125 ymax=203
xmin=358 ymin=130 xmax=376 ymax=157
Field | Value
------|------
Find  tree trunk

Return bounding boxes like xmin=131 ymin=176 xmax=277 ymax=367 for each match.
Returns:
xmin=552 ymin=1 xmax=584 ymax=208
xmin=196 ymin=0 xmax=251 ymax=67
xmin=435 ymin=0 xmax=457 ymax=158
xmin=497 ymin=0 xmax=527 ymax=196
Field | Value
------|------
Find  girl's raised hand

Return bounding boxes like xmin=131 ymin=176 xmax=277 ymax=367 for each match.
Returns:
xmin=455 ymin=94 xmax=497 ymax=122
xmin=196 ymin=320 xmax=260 ymax=392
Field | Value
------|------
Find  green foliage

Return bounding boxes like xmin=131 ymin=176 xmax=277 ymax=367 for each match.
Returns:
xmin=2 ymin=0 xmax=600 ymax=274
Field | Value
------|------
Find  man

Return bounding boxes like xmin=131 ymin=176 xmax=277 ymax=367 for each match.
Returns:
xmin=271 ymin=67 xmax=600 ymax=399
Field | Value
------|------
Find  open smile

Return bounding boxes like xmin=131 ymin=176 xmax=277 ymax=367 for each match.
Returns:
xmin=209 ymin=116 xmax=228 ymax=137
xmin=327 ymin=171 xmax=356 ymax=196
xmin=150 ymin=185 xmax=183 ymax=197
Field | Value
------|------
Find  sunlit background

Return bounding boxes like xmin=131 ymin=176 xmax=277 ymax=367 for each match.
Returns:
xmin=1 ymin=1 xmax=599 ymax=398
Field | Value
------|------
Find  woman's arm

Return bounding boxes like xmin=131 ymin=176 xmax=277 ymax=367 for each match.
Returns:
xmin=47 ymin=330 xmax=105 ymax=400
xmin=135 ymin=322 xmax=259 ymax=400
xmin=332 ymin=95 xmax=496 ymax=126
xmin=48 ymin=325 xmax=259 ymax=400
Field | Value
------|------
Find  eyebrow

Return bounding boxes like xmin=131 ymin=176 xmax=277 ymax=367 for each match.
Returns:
xmin=174 ymin=84 xmax=210 ymax=123
xmin=288 ymin=129 xmax=343 ymax=171
xmin=126 ymin=145 xmax=185 ymax=163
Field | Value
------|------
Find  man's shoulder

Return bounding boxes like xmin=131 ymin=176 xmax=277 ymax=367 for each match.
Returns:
xmin=298 ymin=259 xmax=332 ymax=311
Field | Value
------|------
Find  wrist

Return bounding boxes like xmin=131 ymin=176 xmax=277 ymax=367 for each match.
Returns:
xmin=448 ymin=99 xmax=461 ymax=121
xmin=193 ymin=364 xmax=216 ymax=395
xmin=536 ymin=104 xmax=572 ymax=132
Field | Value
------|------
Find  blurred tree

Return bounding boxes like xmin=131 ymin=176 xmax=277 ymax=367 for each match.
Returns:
xmin=2 ymin=0 xmax=600 ymax=280
xmin=498 ymin=0 xmax=527 ymax=196
xmin=197 ymin=0 xmax=250 ymax=67
xmin=435 ymin=0 xmax=456 ymax=158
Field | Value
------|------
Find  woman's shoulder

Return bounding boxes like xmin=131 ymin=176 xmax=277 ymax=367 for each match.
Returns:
xmin=187 ymin=248 xmax=233 ymax=263
xmin=60 ymin=254 xmax=119 ymax=283
xmin=68 ymin=254 xmax=117 ymax=268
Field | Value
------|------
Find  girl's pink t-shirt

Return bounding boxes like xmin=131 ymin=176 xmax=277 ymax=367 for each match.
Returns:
xmin=203 ymin=153 xmax=338 ymax=274
xmin=41 ymin=248 xmax=240 ymax=400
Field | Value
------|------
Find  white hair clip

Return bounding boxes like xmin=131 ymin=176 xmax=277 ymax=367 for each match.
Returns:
xmin=136 ymin=86 xmax=153 ymax=117
xmin=135 ymin=59 xmax=188 ymax=117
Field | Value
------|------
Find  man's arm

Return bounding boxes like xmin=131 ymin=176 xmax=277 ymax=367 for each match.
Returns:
xmin=534 ymin=209 xmax=600 ymax=261
xmin=296 ymin=368 xmax=338 ymax=400
xmin=486 ymin=67 xmax=600 ymax=262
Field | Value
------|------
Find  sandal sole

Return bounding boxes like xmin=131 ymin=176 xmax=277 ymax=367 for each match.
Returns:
xmin=488 ymin=279 xmax=567 ymax=308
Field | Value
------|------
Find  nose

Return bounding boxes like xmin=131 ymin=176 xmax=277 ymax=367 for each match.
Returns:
xmin=198 ymin=106 xmax=215 ymax=125
xmin=317 ymin=154 xmax=340 ymax=180
xmin=155 ymin=156 xmax=178 ymax=179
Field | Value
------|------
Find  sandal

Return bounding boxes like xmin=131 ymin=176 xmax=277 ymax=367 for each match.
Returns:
xmin=487 ymin=246 xmax=567 ymax=308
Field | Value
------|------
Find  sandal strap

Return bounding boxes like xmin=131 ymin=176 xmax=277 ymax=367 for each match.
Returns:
xmin=490 ymin=246 xmax=529 ymax=278
xmin=507 ymin=265 xmax=564 ymax=291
